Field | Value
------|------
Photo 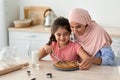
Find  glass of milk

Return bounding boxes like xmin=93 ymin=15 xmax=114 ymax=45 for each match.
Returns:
xmin=31 ymin=51 xmax=40 ymax=68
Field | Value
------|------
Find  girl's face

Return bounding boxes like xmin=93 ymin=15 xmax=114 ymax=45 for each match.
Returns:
xmin=70 ymin=21 xmax=86 ymax=36
xmin=54 ymin=26 xmax=70 ymax=47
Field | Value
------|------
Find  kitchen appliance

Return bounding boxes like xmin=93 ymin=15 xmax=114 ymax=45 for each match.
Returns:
xmin=44 ymin=9 xmax=57 ymax=27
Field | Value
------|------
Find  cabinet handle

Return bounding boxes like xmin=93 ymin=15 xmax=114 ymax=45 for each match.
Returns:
xmin=25 ymin=35 xmax=36 ymax=38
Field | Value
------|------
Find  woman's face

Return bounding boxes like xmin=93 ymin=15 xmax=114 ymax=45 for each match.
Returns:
xmin=70 ymin=21 xmax=86 ymax=36
xmin=54 ymin=26 xmax=70 ymax=47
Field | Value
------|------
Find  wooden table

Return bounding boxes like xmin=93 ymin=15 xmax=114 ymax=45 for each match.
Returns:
xmin=0 ymin=60 xmax=120 ymax=80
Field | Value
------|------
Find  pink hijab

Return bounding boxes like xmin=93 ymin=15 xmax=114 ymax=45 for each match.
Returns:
xmin=68 ymin=8 xmax=112 ymax=56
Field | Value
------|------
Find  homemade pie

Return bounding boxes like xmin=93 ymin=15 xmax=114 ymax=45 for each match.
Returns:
xmin=54 ymin=61 xmax=79 ymax=69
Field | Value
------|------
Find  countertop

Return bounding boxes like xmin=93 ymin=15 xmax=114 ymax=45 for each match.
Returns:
xmin=8 ymin=25 xmax=120 ymax=37
xmin=0 ymin=60 xmax=120 ymax=80
xmin=103 ymin=27 xmax=120 ymax=38
xmin=8 ymin=25 xmax=51 ymax=33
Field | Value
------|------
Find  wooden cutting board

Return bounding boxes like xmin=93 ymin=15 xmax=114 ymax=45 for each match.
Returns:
xmin=24 ymin=6 xmax=51 ymax=25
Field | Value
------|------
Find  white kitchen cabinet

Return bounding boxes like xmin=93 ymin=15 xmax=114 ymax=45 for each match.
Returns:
xmin=111 ymin=38 xmax=120 ymax=57
xmin=9 ymin=30 xmax=51 ymax=60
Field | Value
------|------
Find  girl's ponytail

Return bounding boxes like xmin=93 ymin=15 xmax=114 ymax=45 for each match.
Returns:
xmin=46 ymin=34 xmax=56 ymax=45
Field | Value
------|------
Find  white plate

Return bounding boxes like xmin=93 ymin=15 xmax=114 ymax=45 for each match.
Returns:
xmin=53 ymin=64 xmax=79 ymax=71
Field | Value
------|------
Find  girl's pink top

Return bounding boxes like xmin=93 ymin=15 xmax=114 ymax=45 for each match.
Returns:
xmin=50 ymin=41 xmax=81 ymax=61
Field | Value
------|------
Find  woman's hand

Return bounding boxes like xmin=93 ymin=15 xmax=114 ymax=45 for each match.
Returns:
xmin=78 ymin=47 xmax=93 ymax=70
xmin=79 ymin=56 xmax=93 ymax=70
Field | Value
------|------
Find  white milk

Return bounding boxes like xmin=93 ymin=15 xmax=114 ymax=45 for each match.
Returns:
xmin=31 ymin=51 xmax=39 ymax=66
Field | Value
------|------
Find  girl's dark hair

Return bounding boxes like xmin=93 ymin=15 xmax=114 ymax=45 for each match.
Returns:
xmin=47 ymin=16 xmax=71 ymax=45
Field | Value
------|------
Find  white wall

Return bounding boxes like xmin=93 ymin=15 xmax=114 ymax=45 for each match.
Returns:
xmin=0 ymin=0 xmax=7 ymax=50
xmin=20 ymin=0 xmax=120 ymax=27
xmin=0 ymin=0 xmax=19 ymax=50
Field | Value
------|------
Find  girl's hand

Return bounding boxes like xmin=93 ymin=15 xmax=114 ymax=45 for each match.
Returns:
xmin=79 ymin=56 xmax=93 ymax=70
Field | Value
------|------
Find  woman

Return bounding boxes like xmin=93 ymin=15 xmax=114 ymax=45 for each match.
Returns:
xmin=68 ymin=8 xmax=115 ymax=67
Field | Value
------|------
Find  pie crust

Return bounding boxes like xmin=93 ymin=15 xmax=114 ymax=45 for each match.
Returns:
xmin=54 ymin=61 xmax=79 ymax=69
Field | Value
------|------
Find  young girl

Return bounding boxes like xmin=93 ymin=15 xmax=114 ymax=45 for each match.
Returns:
xmin=38 ymin=17 xmax=92 ymax=70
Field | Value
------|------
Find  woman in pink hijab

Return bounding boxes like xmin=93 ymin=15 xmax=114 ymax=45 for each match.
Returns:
xmin=68 ymin=8 xmax=115 ymax=69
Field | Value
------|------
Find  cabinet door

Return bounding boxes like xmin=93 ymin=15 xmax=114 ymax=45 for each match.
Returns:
xmin=31 ymin=40 xmax=46 ymax=51
xmin=31 ymin=39 xmax=51 ymax=60
xmin=9 ymin=39 xmax=30 ymax=59
xmin=9 ymin=31 xmax=51 ymax=60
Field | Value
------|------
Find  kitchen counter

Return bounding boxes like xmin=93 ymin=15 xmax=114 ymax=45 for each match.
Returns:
xmin=8 ymin=25 xmax=120 ymax=37
xmin=8 ymin=25 xmax=51 ymax=33
xmin=0 ymin=60 xmax=120 ymax=80
xmin=103 ymin=27 xmax=120 ymax=38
